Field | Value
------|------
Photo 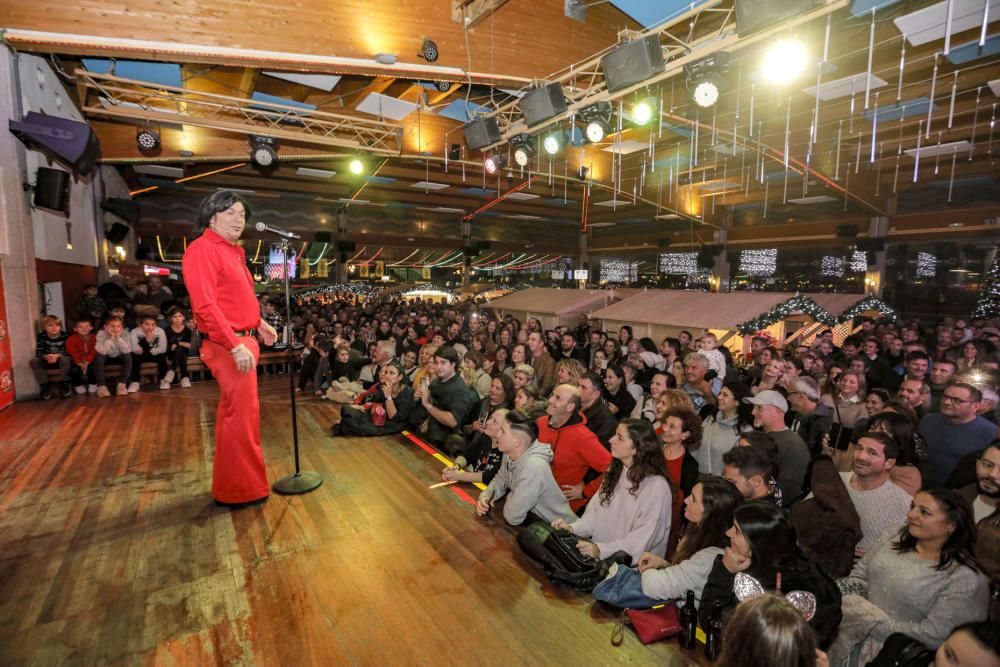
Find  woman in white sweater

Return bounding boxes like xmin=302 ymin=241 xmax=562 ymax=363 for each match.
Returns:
xmin=551 ymin=419 xmax=672 ymax=564
xmin=697 ymin=381 xmax=754 ymax=474
xmin=592 ymin=475 xmax=743 ymax=608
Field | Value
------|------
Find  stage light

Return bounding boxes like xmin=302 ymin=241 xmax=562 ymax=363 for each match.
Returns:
xmin=761 ymin=39 xmax=808 ymax=84
xmin=511 ymin=133 xmax=534 ymax=167
xmin=434 ymin=81 xmax=452 ymax=92
xmin=136 ymin=127 xmax=160 ymax=151
xmin=484 ymin=153 xmax=507 ymax=175
xmin=685 ymin=52 xmax=729 ymax=109
xmin=631 ymin=97 xmax=656 ymax=125
xmin=542 ymin=130 xmax=564 ymax=155
xmin=692 ymin=80 xmax=719 ymax=107
xmin=579 ymin=101 xmax=612 ymax=143
xmin=249 ymin=135 xmax=278 ymax=167
xmin=349 ymin=158 xmax=364 ymax=174
xmin=420 ymin=38 xmax=439 ymax=62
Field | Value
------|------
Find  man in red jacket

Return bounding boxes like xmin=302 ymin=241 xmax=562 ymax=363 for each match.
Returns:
xmin=535 ymin=383 xmax=612 ymax=513
xmin=183 ymin=191 xmax=278 ymax=508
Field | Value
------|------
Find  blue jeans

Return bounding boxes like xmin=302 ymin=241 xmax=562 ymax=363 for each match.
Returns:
xmin=592 ymin=565 xmax=670 ymax=609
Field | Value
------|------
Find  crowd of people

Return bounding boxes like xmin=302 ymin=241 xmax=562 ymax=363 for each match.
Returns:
xmin=28 ymin=274 xmax=1000 ymax=665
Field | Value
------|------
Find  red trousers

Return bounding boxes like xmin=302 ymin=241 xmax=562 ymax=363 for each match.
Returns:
xmin=201 ymin=336 xmax=269 ymax=503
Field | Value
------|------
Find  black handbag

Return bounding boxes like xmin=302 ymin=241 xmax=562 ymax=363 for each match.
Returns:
xmin=517 ymin=521 xmax=598 ymax=575
xmin=829 ymin=401 xmax=854 ymax=451
xmin=864 ymin=633 xmax=933 ymax=667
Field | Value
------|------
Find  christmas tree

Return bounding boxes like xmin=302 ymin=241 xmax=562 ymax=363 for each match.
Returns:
xmin=973 ymin=252 xmax=1000 ymax=318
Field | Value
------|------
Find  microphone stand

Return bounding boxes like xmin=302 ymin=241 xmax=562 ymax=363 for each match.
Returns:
xmin=272 ymin=237 xmax=323 ymax=495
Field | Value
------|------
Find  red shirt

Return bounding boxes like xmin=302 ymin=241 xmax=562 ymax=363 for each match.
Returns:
xmin=535 ymin=413 xmax=612 ymax=511
xmin=182 ymin=229 xmax=260 ymax=350
xmin=66 ymin=332 xmax=97 ymax=364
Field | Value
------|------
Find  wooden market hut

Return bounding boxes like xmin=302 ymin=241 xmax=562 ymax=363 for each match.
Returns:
xmin=483 ymin=287 xmax=631 ymax=329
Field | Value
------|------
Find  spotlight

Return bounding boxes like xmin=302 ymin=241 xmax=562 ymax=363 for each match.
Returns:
xmin=685 ymin=52 xmax=730 ymax=109
xmin=136 ymin=127 xmax=160 ymax=151
xmin=542 ymin=130 xmax=564 ymax=155
xmin=349 ymin=158 xmax=364 ymax=175
xmin=631 ymin=97 xmax=656 ymax=125
xmin=434 ymin=81 xmax=452 ymax=92
xmin=420 ymin=38 xmax=439 ymax=62
xmin=484 ymin=154 xmax=507 ymax=175
xmin=511 ymin=133 xmax=534 ymax=167
xmin=579 ymin=101 xmax=612 ymax=143
xmin=249 ymin=135 xmax=278 ymax=167
xmin=761 ymin=39 xmax=808 ymax=85
xmin=692 ymin=80 xmax=720 ymax=108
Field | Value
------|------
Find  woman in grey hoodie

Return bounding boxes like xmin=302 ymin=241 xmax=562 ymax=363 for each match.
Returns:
xmin=697 ymin=381 xmax=754 ymax=475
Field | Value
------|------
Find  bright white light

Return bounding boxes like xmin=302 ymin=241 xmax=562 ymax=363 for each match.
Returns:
xmin=916 ymin=252 xmax=937 ymax=278
xmin=738 ymin=248 xmax=778 ymax=277
xmin=543 ymin=134 xmax=560 ymax=155
xmin=349 ymin=159 xmax=364 ymax=174
xmin=693 ymin=81 xmax=719 ymax=108
xmin=761 ymin=40 xmax=808 ymax=85
xmin=513 ymin=148 xmax=529 ymax=167
xmin=585 ymin=121 xmax=605 ymax=143
xmin=632 ymin=100 xmax=654 ymax=125
xmin=485 ymin=157 xmax=499 ymax=174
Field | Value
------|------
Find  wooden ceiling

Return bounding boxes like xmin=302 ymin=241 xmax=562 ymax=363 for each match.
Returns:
xmin=4 ymin=0 xmax=1000 ymax=256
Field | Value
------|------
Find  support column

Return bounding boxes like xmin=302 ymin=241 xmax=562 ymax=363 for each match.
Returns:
xmin=461 ymin=217 xmax=471 ymax=289
xmin=577 ymin=228 xmax=589 ymax=288
xmin=710 ymin=229 xmax=729 ymax=293
xmin=866 ymin=216 xmax=889 ymax=298
xmin=335 ymin=209 xmax=348 ymax=284
xmin=0 ymin=46 xmax=42 ymax=399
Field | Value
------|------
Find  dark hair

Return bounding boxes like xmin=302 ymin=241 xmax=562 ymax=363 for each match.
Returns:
xmin=619 ymin=325 xmax=633 ymax=342
xmin=638 ymin=337 xmax=657 ymax=353
xmin=718 ymin=594 xmax=817 ymax=667
xmin=605 ymin=364 xmax=625 ymax=383
xmin=598 ymin=419 xmax=669 ymax=506
xmin=949 ymin=620 xmax=1000 ymax=660
xmin=856 ymin=431 xmax=900 ymax=461
xmin=511 ymin=342 xmax=533 ymax=365
xmin=867 ymin=388 xmax=892 ymax=406
xmin=734 ymin=502 xmax=803 ymax=580
xmin=580 ymin=370 xmax=604 ymax=391
xmin=722 ymin=381 xmax=755 ymax=431
xmin=193 ymin=190 xmax=251 ymax=238
xmin=673 ymin=475 xmax=743 ymax=564
xmin=867 ymin=411 xmax=918 ymax=466
xmin=662 ymin=338 xmax=681 ymax=358
xmin=724 ymin=444 xmax=776 ymax=484
xmin=893 ymin=488 xmax=980 ymax=572
xmin=165 ymin=306 xmax=189 ymax=320
xmin=663 ymin=407 xmax=703 ymax=449
xmin=949 ymin=381 xmax=983 ymax=403
xmin=433 ymin=346 xmax=459 ymax=367
xmin=492 ymin=372 xmax=515 ymax=406
xmin=505 ymin=409 xmax=539 ymax=444
xmin=139 ymin=314 xmax=158 ymax=324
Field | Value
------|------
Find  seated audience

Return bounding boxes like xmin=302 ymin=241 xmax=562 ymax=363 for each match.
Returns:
xmin=722 ymin=441 xmax=781 ymax=505
xmin=336 ymin=361 xmax=414 ymax=436
xmin=65 ymin=318 xmax=97 ymax=395
xmin=918 ymin=382 xmax=997 ymax=487
xmin=659 ymin=407 xmax=702 ymax=555
xmin=457 ymin=373 xmax=514 ymax=457
xmin=682 ymin=352 xmax=721 ymax=417
xmin=840 ymin=432 xmax=913 ymax=557
xmin=718 ymin=595 xmax=820 ymax=667
xmin=593 ymin=475 xmax=742 ymax=608
xmin=551 ymin=419 xmax=672 ymax=564
xmin=444 ymin=409 xmax=508 ymax=486
xmin=411 ymin=347 xmax=475 ymax=452
xmin=787 ymin=376 xmax=834 ymax=458
xmin=476 ymin=410 xmax=577 ymax=526
xmin=94 ymin=315 xmax=132 ymax=397
xmin=511 ymin=364 xmax=536 ymax=391
xmin=554 ymin=358 xmax=586 ymax=387
xmin=830 ymin=488 xmax=989 ymax=666
xmin=578 ymin=371 xmax=617 ymax=449
xmin=29 ymin=315 xmax=70 ymax=399
xmin=602 ymin=365 xmax=636 ymax=418
xmin=528 ymin=331 xmax=556 ymax=397
xmin=744 ymin=390 xmax=811 ymax=504
xmin=698 ymin=381 xmax=753 ymax=475
xmin=461 ymin=349 xmax=492 ymax=399
xmin=957 ymin=442 xmax=1000 ymax=582
xmin=129 ymin=314 xmax=169 ymax=392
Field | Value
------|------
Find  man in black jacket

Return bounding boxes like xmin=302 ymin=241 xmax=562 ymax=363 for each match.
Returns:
xmin=578 ymin=372 xmax=616 ymax=449
xmin=787 ymin=376 xmax=834 ymax=458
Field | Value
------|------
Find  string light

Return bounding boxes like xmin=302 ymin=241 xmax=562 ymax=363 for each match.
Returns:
xmin=820 ymin=255 xmax=845 ymax=277
xmin=916 ymin=252 xmax=937 ymax=278
xmin=601 ymin=258 xmax=638 ymax=283
xmin=850 ymin=250 xmax=869 ymax=273
xmin=737 ymin=295 xmax=835 ymax=335
xmin=738 ymin=249 xmax=778 ymax=277
xmin=658 ymin=252 xmax=698 ymax=274
xmin=837 ymin=296 xmax=897 ymax=323
xmin=972 ymin=254 xmax=999 ymax=318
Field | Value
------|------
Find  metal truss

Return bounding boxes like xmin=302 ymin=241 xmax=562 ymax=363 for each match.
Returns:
xmin=76 ymin=71 xmax=405 ymax=156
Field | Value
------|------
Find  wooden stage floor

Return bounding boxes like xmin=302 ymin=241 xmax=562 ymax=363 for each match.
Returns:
xmin=0 ymin=376 xmax=704 ymax=666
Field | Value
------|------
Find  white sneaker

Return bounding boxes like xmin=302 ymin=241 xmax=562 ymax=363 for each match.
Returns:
xmin=87 ymin=384 xmax=98 ymax=393
xmin=97 ymin=386 xmax=111 ymax=398
xmin=74 ymin=385 xmax=86 ymax=395
xmin=159 ymin=379 xmax=171 ymax=390
xmin=127 ymin=382 xmax=140 ymax=393
xmin=116 ymin=383 xmax=128 ymax=396
xmin=180 ymin=377 xmax=191 ymax=388
xmin=164 ymin=370 xmax=175 ymax=384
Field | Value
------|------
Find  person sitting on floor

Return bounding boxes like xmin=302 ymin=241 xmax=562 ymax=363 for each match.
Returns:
xmin=603 ymin=365 xmax=637 ymax=418
xmin=453 ymin=373 xmax=515 ymax=468
xmin=411 ymin=346 xmax=475 ymax=453
xmin=65 ymin=318 xmax=98 ymax=395
xmin=128 ymin=314 xmax=169 ymax=392
xmin=336 ymin=361 xmax=414 ymax=436
xmin=476 ymin=410 xmax=577 ymax=526
xmin=443 ymin=408 xmax=509 ymax=486
xmin=94 ymin=315 xmax=132 ymax=397
xmin=578 ymin=371 xmax=617 ymax=449
xmin=550 ymin=419 xmax=672 ymax=566
xmin=29 ymin=314 xmax=70 ymax=399
xmin=593 ymin=475 xmax=743 ymax=608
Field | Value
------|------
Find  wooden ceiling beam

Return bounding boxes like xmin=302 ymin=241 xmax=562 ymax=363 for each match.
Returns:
xmin=452 ymin=0 xmax=513 ymax=29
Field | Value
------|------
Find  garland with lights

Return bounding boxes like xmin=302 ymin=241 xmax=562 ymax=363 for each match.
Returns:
xmin=972 ymin=253 xmax=1000 ymax=319
xmin=836 ymin=296 xmax=897 ymax=323
xmin=736 ymin=295 xmax=836 ymax=335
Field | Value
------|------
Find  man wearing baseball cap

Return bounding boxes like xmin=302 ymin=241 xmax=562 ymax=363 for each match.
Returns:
xmin=744 ymin=390 xmax=811 ymax=504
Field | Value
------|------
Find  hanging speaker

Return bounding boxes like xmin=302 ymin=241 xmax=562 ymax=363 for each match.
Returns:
xmin=600 ymin=35 xmax=665 ymax=93
xmin=33 ymin=167 xmax=70 ymax=212
xmin=734 ymin=0 xmax=821 ymax=36
xmin=448 ymin=144 xmax=462 ymax=161
xmin=105 ymin=222 xmax=130 ymax=244
xmin=9 ymin=112 xmax=101 ymax=175
xmin=520 ymin=83 xmax=567 ymax=128
xmin=462 ymin=117 xmax=501 ymax=151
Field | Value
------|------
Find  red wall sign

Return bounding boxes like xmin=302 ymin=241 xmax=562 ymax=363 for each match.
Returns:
xmin=0 ymin=260 xmax=15 ymax=411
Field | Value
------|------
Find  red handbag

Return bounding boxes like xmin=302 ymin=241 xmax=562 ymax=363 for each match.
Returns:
xmin=612 ymin=603 xmax=681 ymax=645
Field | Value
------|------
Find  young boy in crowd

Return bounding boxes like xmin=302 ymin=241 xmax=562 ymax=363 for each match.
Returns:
xmin=129 ymin=314 xmax=169 ymax=392
xmin=95 ymin=315 xmax=132 ymax=397
xmin=29 ymin=315 xmax=70 ymax=399
xmin=66 ymin=318 xmax=98 ymax=394
xmin=164 ymin=307 xmax=193 ymax=388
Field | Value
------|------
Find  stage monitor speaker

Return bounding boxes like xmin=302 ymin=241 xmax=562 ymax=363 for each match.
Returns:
xmin=315 ymin=231 xmax=332 ymax=243
xmin=836 ymin=224 xmax=860 ymax=238
xmin=734 ymin=0 xmax=820 ymax=36
xmin=448 ymin=144 xmax=462 ymax=161
xmin=856 ymin=238 xmax=885 ymax=252
xmin=334 ymin=240 xmax=357 ymax=253
xmin=462 ymin=117 xmax=501 ymax=151
xmin=600 ymin=35 xmax=665 ymax=93
xmin=106 ymin=222 xmax=130 ymax=244
xmin=100 ymin=197 xmax=140 ymax=225
xmin=10 ymin=111 xmax=101 ymax=175
xmin=34 ymin=167 xmax=70 ymax=212
xmin=520 ymin=83 xmax=567 ymax=128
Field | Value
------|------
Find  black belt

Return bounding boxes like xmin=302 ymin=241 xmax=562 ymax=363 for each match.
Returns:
xmin=200 ymin=328 xmax=257 ymax=342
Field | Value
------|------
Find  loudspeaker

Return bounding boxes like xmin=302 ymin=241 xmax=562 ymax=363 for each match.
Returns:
xmin=105 ymin=222 xmax=130 ymax=244
xmin=9 ymin=112 xmax=101 ymax=175
xmin=600 ymin=35 xmax=665 ymax=93
xmin=734 ymin=0 xmax=820 ymax=36
xmin=448 ymin=144 xmax=462 ymax=161
xmin=520 ymin=83 xmax=567 ymax=128
xmin=101 ymin=197 xmax=140 ymax=225
xmin=836 ymin=224 xmax=860 ymax=238
xmin=34 ymin=167 xmax=70 ymax=212
xmin=334 ymin=240 xmax=357 ymax=253
xmin=462 ymin=117 xmax=501 ymax=151
xmin=315 ymin=231 xmax=332 ymax=243
xmin=856 ymin=238 xmax=885 ymax=252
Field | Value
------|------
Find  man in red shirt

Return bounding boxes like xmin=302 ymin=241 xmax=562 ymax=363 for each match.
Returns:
xmin=535 ymin=383 xmax=612 ymax=512
xmin=183 ymin=191 xmax=277 ymax=507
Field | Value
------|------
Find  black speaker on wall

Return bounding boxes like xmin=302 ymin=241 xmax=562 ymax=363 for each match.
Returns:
xmin=462 ymin=117 xmax=501 ymax=151
xmin=314 ymin=231 xmax=331 ymax=243
xmin=520 ymin=83 xmax=567 ymax=128
xmin=9 ymin=112 xmax=101 ymax=175
xmin=448 ymin=144 xmax=462 ymax=161
xmin=734 ymin=0 xmax=820 ymax=36
xmin=105 ymin=223 xmax=130 ymax=244
xmin=600 ymin=35 xmax=665 ymax=93
xmin=856 ymin=238 xmax=886 ymax=252
xmin=34 ymin=167 xmax=70 ymax=212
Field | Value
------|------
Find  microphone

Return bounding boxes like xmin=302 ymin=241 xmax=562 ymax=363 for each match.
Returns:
xmin=254 ymin=221 xmax=301 ymax=239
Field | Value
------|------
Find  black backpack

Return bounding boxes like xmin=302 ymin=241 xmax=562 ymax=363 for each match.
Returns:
xmin=864 ymin=633 xmax=933 ymax=667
